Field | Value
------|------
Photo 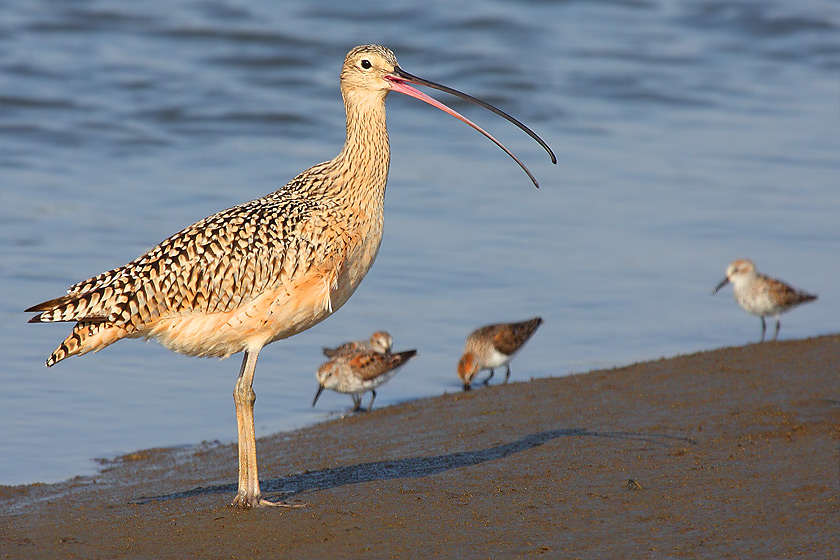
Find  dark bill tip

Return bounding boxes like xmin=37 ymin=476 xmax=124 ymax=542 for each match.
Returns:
xmin=312 ymin=385 xmax=325 ymax=407
xmin=712 ymin=278 xmax=730 ymax=295
xmin=391 ymin=66 xmax=555 ymax=188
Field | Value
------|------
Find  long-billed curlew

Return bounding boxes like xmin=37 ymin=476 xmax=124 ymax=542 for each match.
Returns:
xmin=712 ymin=259 xmax=817 ymax=342
xmin=26 ymin=45 xmax=555 ymax=508
xmin=457 ymin=317 xmax=543 ymax=390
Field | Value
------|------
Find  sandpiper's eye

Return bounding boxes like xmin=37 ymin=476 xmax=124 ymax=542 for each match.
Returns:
xmin=360 ymin=59 xmax=372 ymax=69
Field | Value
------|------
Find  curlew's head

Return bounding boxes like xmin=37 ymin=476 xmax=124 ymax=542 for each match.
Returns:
xmin=340 ymin=45 xmax=401 ymax=100
xmin=340 ymin=44 xmax=556 ymax=188
xmin=713 ymin=258 xmax=757 ymax=294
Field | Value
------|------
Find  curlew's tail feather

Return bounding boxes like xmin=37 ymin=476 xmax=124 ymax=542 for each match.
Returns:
xmin=26 ymin=292 xmax=109 ymax=324
xmin=46 ymin=321 xmax=129 ymax=367
xmin=26 ymin=295 xmax=72 ymax=322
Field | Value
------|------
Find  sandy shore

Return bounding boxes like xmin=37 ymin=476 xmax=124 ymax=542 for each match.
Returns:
xmin=2 ymin=335 xmax=838 ymax=559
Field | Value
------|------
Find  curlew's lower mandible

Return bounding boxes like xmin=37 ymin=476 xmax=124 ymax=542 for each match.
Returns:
xmin=26 ymin=45 xmax=555 ymax=509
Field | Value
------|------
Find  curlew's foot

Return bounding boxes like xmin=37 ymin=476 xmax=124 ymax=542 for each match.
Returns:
xmin=231 ymin=494 xmax=307 ymax=509
xmin=257 ymin=498 xmax=307 ymax=508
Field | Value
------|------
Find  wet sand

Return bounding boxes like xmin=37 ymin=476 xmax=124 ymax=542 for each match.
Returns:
xmin=2 ymin=335 xmax=838 ymax=559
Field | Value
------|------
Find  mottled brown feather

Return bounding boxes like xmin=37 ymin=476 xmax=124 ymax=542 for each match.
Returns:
xmin=489 ymin=317 xmax=543 ymax=355
xmin=763 ymin=276 xmax=817 ymax=308
xmin=348 ymin=349 xmax=417 ymax=381
xmin=323 ymin=331 xmax=392 ymax=358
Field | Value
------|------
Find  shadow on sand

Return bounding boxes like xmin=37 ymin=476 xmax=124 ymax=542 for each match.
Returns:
xmin=137 ymin=427 xmax=696 ymax=505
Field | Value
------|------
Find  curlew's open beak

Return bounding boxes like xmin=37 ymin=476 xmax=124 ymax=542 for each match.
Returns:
xmin=712 ymin=277 xmax=730 ymax=295
xmin=386 ymin=66 xmax=556 ymax=189
xmin=312 ymin=385 xmax=325 ymax=407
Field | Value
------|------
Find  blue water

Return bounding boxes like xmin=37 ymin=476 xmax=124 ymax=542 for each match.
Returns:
xmin=1 ymin=0 xmax=838 ymax=486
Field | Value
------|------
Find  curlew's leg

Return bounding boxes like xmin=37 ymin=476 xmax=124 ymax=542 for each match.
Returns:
xmin=773 ymin=316 xmax=781 ymax=341
xmin=503 ymin=364 xmax=512 ymax=384
xmin=481 ymin=369 xmax=495 ymax=385
xmin=231 ymin=348 xmax=299 ymax=509
xmin=759 ymin=317 xmax=767 ymax=343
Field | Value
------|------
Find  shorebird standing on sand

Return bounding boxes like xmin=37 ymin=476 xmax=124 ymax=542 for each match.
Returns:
xmin=712 ymin=259 xmax=817 ymax=342
xmin=26 ymin=45 xmax=555 ymax=508
xmin=313 ymin=348 xmax=417 ymax=415
xmin=323 ymin=331 xmax=393 ymax=358
xmin=457 ymin=317 xmax=543 ymax=390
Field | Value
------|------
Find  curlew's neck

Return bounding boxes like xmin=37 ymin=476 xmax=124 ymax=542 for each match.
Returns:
xmin=331 ymin=90 xmax=391 ymax=204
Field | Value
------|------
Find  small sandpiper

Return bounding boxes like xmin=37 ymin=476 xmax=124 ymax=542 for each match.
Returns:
xmin=313 ymin=348 xmax=417 ymax=415
xmin=457 ymin=317 xmax=543 ymax=390
xmin=322 ymin=331 xmax=393 ymax=358
xmin=713 ymin=259 xmax=817 ymax=342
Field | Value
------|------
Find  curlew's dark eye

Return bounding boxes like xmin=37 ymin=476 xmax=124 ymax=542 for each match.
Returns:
xmin=360 ymin=59 xmax=372 ymax=69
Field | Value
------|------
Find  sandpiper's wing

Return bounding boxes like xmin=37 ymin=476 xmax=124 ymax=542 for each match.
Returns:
xmin=763 ymin=276 xmax=817 ymax=309
xmin=323 ymin=340 xmax=363 ymax=358
xmin=492 ymin=317 xmax=543 ymax=355
xmin=349 ymin=349 xmax=417 ymax=381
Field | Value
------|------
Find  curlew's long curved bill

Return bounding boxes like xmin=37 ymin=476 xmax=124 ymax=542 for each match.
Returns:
xmin=386 ymin=66 xmax=556 ymax=189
